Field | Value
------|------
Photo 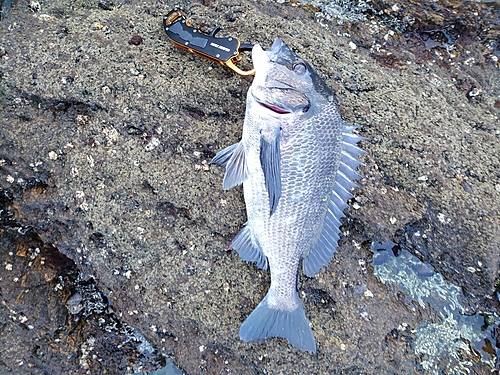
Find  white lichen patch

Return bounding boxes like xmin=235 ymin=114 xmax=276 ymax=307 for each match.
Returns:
xmin=92 ymin=22 xmax=110 ymax=34
xmin=75 ymin=114 xmax=90 ymax=126
xmin=363 ymin=289 xmax=374 ymax=298
xmin=33 ymin=14 xmax=57 ymax=22
xmin=74 ymin=191 xmax=89 ymax=211
xmin=103 ymin=126 xmax=119 ymax=145
xmin=195 ymin=160 xmax=210 ymax=171
xmin=86 ymin=155 xmax=95 ymax=167
xmin=144 ymin=137 xmax=160 ymax=151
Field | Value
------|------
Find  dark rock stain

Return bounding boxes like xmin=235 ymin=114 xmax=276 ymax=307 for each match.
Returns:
xmin=157 ymin=201 xmax=191 ymax=220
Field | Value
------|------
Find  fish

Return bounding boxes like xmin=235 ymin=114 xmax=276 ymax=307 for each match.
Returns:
xmin=211 ymin=38 xmax=365 ymax=353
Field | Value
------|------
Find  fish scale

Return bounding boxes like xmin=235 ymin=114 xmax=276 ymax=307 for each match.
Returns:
xmin=211 ymin=38 xmax=364 ymax=353
xmin=257 ymin=105 xmax=342 ymax=308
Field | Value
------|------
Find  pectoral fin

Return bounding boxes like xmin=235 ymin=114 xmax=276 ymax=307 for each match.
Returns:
xmin=211 ymin=142 xmax=247 ymax=190
xmin=211 ymin=143 xmax=238 ymax=168
xmin=260 ymin=134 xmax=281 ymax=215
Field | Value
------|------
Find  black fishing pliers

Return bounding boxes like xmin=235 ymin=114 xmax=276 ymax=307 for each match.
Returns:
xmin=163 ymin=9 xmax=255 ymax=76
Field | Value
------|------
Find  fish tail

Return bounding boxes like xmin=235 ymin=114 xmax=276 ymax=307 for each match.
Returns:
xmin=239 ymin=291 xmax=316 ymax=353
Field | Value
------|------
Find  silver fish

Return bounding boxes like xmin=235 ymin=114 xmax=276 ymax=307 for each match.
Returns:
xmin=212 ymin=39 xmax=364 ymax=353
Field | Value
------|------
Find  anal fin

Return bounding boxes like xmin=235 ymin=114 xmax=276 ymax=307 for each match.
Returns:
xmin=231 ymin=226 xmax=267 ymax=270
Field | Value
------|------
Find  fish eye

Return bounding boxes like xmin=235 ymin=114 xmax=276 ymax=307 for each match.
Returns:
xmin=292 ymin=62 xmax=306 ymax=75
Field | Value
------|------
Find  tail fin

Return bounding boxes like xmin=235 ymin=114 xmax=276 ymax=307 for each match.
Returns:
xmin=239 ymin=291 xmax=317 ymax=353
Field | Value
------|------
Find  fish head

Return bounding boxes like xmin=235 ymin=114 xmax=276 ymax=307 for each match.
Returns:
xmin=250 ymin=38 xmax=335 ymax=119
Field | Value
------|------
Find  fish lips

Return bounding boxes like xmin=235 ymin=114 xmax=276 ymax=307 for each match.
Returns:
xmin=252 ymin=87 xmax=311 ymax=115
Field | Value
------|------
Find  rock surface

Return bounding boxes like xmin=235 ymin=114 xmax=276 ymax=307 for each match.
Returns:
xmin=0 ymin=0 xmax=498 ymax=374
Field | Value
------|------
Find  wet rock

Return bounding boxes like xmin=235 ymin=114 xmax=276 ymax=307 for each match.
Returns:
xmin=0 ymin=216 xmax=165 ymax=374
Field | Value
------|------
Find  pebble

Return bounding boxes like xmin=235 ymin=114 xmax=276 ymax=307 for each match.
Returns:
xmin=226 ymin=13 xmax=237 ymax=22
xmin=130 ymin=35 xmax=143 ymax=45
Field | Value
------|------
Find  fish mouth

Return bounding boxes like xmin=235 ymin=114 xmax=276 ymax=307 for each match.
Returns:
xmin=256 ymin=100 xmax=291 ymax=114
xmin=252 ymin=87 xmax=310 ymax=115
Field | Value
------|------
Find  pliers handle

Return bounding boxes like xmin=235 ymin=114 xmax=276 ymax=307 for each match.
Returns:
xmin=163 ymin=9 xmax=255 ymax=76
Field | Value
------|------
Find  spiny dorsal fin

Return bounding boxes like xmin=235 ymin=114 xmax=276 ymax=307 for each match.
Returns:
xmin=303 ymin=126 xmax=365 ymax=277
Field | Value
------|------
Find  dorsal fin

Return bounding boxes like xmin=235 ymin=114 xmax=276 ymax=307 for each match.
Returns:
xmin=302 ymin=126 xmax=365 ymax=277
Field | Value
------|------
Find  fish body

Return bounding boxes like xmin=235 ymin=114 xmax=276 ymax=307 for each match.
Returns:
xmin=212 ymin=39 xmax=364 ymax=353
